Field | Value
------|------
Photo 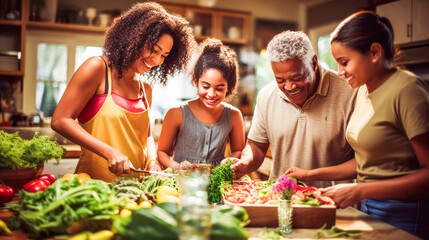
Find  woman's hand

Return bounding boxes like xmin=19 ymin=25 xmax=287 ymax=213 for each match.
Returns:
xmin=221 ymin=157 xmax=249 ymax=179
xmin=284 ymin=167 xmax=310 ymax=182
xmin=320 ymin=183 xmax=361 ymax=209
xmin=107 ymin=150 xmax=132 ymax=175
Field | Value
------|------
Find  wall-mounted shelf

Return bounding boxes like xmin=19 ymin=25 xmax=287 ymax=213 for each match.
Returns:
xmin=26 ymin=21 xmax=106 ymax=33
xmin=0 ymin=0 xmax=251 ymax=79
xmin=163 ymin=2 xmax=250 ymax=45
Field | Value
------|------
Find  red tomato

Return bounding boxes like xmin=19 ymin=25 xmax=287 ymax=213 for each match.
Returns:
xmin=0 ymin=185 xmax=14 ymax=204
xmin=23 ymin=179 xmax=51 ymax=193
xmin=38 ymin=174 xmax=57 ymax=184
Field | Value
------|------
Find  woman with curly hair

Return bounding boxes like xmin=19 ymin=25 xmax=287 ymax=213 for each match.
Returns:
xmin=51 ymin=2 xmax=195 ymax=181
xmin=157 ymin=38 xmax=245 ymax=168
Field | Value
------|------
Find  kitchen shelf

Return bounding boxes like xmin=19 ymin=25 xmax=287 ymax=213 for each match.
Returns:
xmin=163 ymin=2 xmax=250 ymax=45
xmin=0 ymin=20 xmax=22 ymax=26
xmin=26 ymin=21 xmax=107 ymax=33
xmin=0 ymin=70 xmax=23 ymax=76
xmin=0 ymin=0 xmax=250 ymax=81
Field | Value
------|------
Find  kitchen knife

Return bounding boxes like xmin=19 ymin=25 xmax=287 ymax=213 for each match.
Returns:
xmin=130 ymin=167 xmax=178 ymax=177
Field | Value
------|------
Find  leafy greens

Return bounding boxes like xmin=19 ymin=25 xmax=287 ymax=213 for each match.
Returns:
xmin=0 ymin=130 xmax=65 ymax=169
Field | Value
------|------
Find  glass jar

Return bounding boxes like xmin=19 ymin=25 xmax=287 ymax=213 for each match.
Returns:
xmin=178 ymin=166 xmax=210 ymax=240
xmin=278 ymin=199 xmax=293 ymax=234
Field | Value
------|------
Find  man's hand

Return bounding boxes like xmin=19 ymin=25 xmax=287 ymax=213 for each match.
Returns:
xmin=221 ymin=157 xmax=249 ymax=179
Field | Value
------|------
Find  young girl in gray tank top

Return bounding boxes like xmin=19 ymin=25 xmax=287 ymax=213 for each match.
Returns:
xmin=157 ymin=38 xmax=245 ymax=168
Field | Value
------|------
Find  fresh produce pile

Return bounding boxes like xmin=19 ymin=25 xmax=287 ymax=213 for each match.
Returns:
xmin=7 ymin=175 xmax=126 ymax=238
xmin=4 ymin=166 xmax=250 ymax=239
xmin=208 ymin=159 xmax=235 ymax=204
xmin=0 ymin=130 xmax=65 ymax=169
xmin=222 ymin=177 xmax=335 ymax=206
xmin=113 ymin=202 xmax=249 ymax=240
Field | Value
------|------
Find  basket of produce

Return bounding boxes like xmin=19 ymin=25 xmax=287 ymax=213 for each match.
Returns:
xmin=221 ymin=177 xmax=336 ymax=228
xmin=0 ymin=130 xmax=65 ymax=192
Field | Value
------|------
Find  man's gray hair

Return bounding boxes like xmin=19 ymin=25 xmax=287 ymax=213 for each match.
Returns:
xmin=266 ymin=31 xmax=315 ymax=64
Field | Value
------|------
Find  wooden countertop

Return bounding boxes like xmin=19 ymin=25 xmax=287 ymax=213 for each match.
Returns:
xmin=0 ymin=206 xmax=421 ymax=240
xmin=62 ymin=145 xmax=81 ymax=158
xmin=246 ymin=207 xmax=422 ymax=239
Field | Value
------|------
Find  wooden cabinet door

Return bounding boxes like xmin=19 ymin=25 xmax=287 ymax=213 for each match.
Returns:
xmin=185 ymin=7 xmax=215 ymax=40
xmin=217 ymin=12 xmax=249 ymax=44
xmin=377 ymin=0 xmax=412 ymax=44
xmin=412 ymin=0 xmax=429 ymax=42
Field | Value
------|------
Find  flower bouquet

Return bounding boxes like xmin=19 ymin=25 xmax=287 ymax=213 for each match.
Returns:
xmin=273 ymin=176 xmax=297 ymax=234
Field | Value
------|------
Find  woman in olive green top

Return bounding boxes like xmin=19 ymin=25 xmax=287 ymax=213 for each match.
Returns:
xmin=285 ymin=11 xmax=429 ymax=239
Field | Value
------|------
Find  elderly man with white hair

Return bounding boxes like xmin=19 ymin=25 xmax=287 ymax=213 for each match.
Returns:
xmin=226 ymin=31 xmax=356 ymax=188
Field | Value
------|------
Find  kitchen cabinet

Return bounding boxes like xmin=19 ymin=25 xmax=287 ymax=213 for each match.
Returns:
xmin=0 ymin=0 xmax=26 ymax=76
xmin=0 ymin=0 xmax=249 ymax=81
xmin=0 ymin=0 xmax=106 ymax=80
xmin=376 ymin=0 xmax=429 ymax=44
xmin=163 ymin=3 xmax=250 ymax=44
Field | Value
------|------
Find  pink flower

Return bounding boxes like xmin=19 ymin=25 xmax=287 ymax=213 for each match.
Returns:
xmin=273 ymin=176 xmax=297 ymax=200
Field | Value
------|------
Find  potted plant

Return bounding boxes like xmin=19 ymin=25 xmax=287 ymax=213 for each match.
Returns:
xmin=0 ymin=130 xmax=65 ymax=192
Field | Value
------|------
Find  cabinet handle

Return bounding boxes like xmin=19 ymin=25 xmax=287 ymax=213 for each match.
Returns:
xmin=407 ymin=24 xmax=411 ymax=38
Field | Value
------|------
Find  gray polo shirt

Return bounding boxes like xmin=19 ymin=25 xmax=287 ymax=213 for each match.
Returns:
xmin=248 ymin=64 xmax=356 ymax=188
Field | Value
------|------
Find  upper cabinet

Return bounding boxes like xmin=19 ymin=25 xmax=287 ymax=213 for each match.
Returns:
xmin=0 ymin=0 xmax=25 ymax=76
xmin=163 ymin=3 xmax=250 ymax=45
xmin=376 ymin=0 xmax=429 ymax=45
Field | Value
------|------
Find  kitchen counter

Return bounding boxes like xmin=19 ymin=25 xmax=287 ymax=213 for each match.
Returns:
xmin=0 ymin=206 xmax=421 ymax=240
xmin=246 ymin=206 xmax=421 ymax=239
xmin=62 ymin=145 xmax=81 ymax=158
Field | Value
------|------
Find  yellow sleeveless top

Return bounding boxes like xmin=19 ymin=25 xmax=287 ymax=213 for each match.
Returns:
xmin=75 ymin=62 xmax=149 ymax=182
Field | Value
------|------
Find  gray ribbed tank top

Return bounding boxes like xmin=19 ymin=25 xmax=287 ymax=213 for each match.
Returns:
xmin=172 ymin=101 xmax=232 ymax=167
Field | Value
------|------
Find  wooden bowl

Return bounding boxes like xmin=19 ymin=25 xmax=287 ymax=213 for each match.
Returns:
xmin=0 ymin=165 xmax=43 ymax=192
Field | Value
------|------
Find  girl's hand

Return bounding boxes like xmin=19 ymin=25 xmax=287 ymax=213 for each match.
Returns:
xmin=320 ymin=183 xmax=360 ymax=209
xmin=107 ymin=150 xmax=132 ymax=175
xmin=182 ymin=161 xmax=197 ymax=168
xmin=284 ymin=167 xmax=309 ymax=182
xmin=221 ymin=157 xmax=249 ymax=179
xmin=149 ymin=161 xmax=163 ymax=172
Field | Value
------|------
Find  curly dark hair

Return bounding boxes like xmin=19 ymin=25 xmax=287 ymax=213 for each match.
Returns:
xmin=189 ymin=38 xmax=239 ymax=98
xmin=104 ymin=2 xmax=196 ymax=84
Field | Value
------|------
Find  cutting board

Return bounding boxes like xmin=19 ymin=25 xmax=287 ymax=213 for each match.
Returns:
xmin=224 ymin=198 xmax=336 ymax=228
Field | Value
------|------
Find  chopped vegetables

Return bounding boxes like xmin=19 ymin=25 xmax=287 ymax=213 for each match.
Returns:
xmin=222 ymin=178 xmax=335 ymax=206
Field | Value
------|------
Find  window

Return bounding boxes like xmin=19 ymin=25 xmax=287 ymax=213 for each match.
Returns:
xmin=24 ymin=30 xmax=104 ymax=116
xmin=35 ymin=43 xmax=67 ymax=117
xmin=316 ymin=34 xmax=337 ymax=71
xmin=24 ymin=30 xmax=194 ymax=121
xmin=308 ymin=22 xmax=340 ymax=72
